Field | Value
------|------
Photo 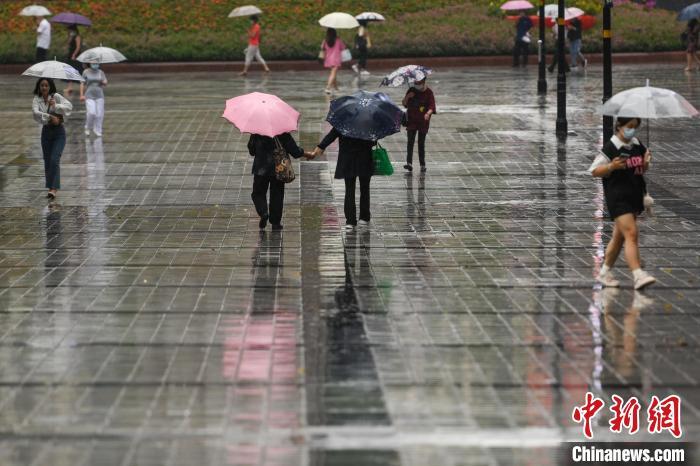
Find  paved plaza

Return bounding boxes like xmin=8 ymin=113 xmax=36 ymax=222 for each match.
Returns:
xmin=0 ymin=64 xmax=698 ymax=465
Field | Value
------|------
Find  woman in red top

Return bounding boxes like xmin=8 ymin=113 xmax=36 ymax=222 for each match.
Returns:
xmin=402 ymin=78 xmax=436 ymax=173
xmin=240 ymin=16 xmax=270 ymax=76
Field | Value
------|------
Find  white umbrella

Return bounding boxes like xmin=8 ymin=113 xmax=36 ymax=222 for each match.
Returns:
xmin=22 ymin=59 xmax=84 ymax=82
xmin=77 ymin=46 xmax=127 ymax=64
xmin=601 ymin=80 xmax=699 ymax=145
xmin=228 ymin=5 xmax=262 ymax=18
xmin=319 ymin=12 xmax=359 ymax=29
xmin=355 ymin=12 xmax=386 ymax=22
xmin=543 ymin=5 xmax=584 ymax=20
xmin=19 ymin=5 xmax=51 ymax=16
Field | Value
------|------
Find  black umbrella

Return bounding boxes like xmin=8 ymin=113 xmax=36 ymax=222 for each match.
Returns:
xmin=326 ymin=90 xmax=403 ymax=141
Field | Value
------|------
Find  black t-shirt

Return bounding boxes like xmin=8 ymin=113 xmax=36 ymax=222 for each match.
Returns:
xmin=600 ymin=137 xmax=647 ymax=218
xmin=567 ymin=19 xmax=582 ymax=41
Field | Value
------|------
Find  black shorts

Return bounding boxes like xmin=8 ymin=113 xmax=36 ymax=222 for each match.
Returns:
xmin=606 ymin=197 xmax=643 ymax=220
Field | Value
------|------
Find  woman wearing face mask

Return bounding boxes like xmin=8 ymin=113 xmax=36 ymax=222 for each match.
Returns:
xmin=32 ymin=78 xmax=73 ymax=200
xmin=589 ymin=117 xmax=655 ymax=290
xmin=402 ymin=78 xmax=436 ymax=173
xmin=80 ymin=62 xmax=108 ymax=137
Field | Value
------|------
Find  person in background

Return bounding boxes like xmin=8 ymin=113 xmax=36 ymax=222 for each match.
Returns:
xmin=547 ymin=21 xmax=570 ymax=73
xmin=32 ymin=78 xmax=73 ymax=200
xmin=683 ymin=18 xmax=700 ymax=72
xmin=312 ymin=126 xmax=375 ymax=229
xmin=567 ymin=17 xmax=587 ymax=69
xmin=247 ymin=132 xmax=310 ymax=230
xmin=80 ymin=62 xmax=108 ymax=137
xmin=240 ymin=15 xmax=270 ymax=76
xmin=64 ymin=25 xmax=82 ymax=96
xmin=512 ymin=10 xmax=532 ymax=67
xmin=321 ymin=28 xmax=346 ymax=94
xmin=589 ymin=117 xmax=656 ymax=290
xmin=402 ymin=77 xmax=436 ymax=173
xmin=35 ymin=15 xmax=51 ymax=62
xmin=352 ymin=20 xmax=371 ymax=76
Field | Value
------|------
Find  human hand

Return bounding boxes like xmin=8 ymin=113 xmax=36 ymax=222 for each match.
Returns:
xmin=303 ymin=151 xmax=315 ymax=160
xmin=644 ymin=150 xmax=651 ymax=163
xmin=48 ymin=96 xmax=55 ymax=107
xmin=424 ymin=112 xmax=432 ymax=121
xmin=406 ymin=92 xmax=415 ymax=99
xmin=80 ymin=95 xmax=86 ymax=102
xmin=312 ymin=147 xmax=324 ymax=158
xmin=610 ymin=157 xmax=627 ymax=171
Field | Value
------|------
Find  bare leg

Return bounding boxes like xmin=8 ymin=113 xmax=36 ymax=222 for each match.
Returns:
xmin=686 ymin=52 xmax=693 ymax=72
xmin=604 ymin=222 xmax=624 ymax=267
xmin=616 ymin=213 xmax=641 ymax=270
xmin=326 ymin=67 xmax=338 ymax=90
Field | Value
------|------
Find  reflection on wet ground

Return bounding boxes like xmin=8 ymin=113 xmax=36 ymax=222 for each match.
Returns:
xmin=0 ymin=65 xmax=698 ymax=465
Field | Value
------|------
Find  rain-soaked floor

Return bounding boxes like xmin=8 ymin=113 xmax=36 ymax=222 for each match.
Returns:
xmin=0 ymin=64 xmax=698 ymax=465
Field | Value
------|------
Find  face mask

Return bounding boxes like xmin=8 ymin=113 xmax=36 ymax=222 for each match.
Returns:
xmin=622 ymin=127 xmax=636 ymax=139
xmin=415 ymin=84 xmax=425 ymax=91
xmin=90 ymin=63 xmax=99 ymax=70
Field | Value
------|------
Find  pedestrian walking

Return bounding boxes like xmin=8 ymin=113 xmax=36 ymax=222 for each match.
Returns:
xmin=80 ymin=63 xmax=107 ymax=137
xmin=64 ymin=25 xmax=82 ymax=96
xmin=320 ymin=28 xmax=346 ymax=94
xmin=248 ymin=133 xmax=310 ymax=230
xmin=35 ymin=16 xmax=51 ymax=62
xmin=32 ymin=78 xmax=73 ymax=200
xmin=402 ymin=78 xmax=436 ymax=173
xmin=567 ymin=17 xmax=587 ymax=69
xmin=239 ymin=15 xmax=270 ymax=76
xmin=589 ymin=117 xmax=656 ymax=290
xmin=683 ymin=19 xmax=700 ymax=72
xmin=352 ymin=20 xmax=371 ymax=76
xmin=512 ymin=11 xmax=533 ymax=67
xmin=313 ymin=127 xmax=375 ymax=229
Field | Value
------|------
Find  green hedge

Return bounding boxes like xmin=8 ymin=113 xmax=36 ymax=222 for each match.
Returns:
xmin=0 ymin=1 xmax=685 ymax=63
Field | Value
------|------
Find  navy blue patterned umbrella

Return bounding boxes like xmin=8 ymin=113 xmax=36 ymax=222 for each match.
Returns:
xmin=326 ymin=91 xmax=403 ymax=141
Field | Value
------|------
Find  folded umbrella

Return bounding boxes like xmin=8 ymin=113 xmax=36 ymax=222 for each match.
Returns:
xmin=228 ymin=5 xmax=263 ymax=18
xmin=319 ymin=12 xmax=359 ymax=29
xmin=326 ymin=91 xmax=403 ymax=141
xmin=22 ymin=59 xmax=84 ymax=82
xmin=19 ymin=5 xmax=51 ymax=16
xmin=222 ymin=92 xmax=300 ymax=137
xmin=355 ymin=12 xmax=386 ymax=22
xmin=601 ymin=80 xmax=699 ymax=145
xmin=501 ymin=0 xmax=534 ymax=11
xmin=50 ymin=12 xmax=91 ymax=27
xmin=77 ymin=46 xmax=127 ymax=64
xmin=677 ymin=2 xmax=700 ymax=21
xmin=380 ymin=65 xmax=433 ymax=87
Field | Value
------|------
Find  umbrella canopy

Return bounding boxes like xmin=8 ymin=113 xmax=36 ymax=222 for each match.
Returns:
xmin=222 ymin=92 xmax=300 ymax=137
xmin=601 ymin=82 xmax=699 ymax=119
xmin=22 ymin=60 xmax=84 ymax=82
xmin=500 ymin=0 xmax=534 ymax=11
xmin=19 ymin=5 xmax=51 ymax=16
xmin=542 ymin=5 xmax=584 ymax=20
xmin=355 ymin=12 xmax=386 ymax=22
xmin=326 ymin=91 xmax=403 ymax=141
xmin=677 ymin=2 xmax=700 ymax=21
xmin=50 ymin=12 xmax=91 ymax=26
xmin=319 ymin=12 xmax=359 ymax=29
xmin=380 ymin=65 xmax=433 ymax=87
xmin=228 ymin=5 xmax=263 ymax=18
xmin=77 ymin=46 xmax=127 ymax=64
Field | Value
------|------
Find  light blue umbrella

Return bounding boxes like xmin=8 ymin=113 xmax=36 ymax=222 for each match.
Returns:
xmin=677 ymin=2 xmax=700 ymax=21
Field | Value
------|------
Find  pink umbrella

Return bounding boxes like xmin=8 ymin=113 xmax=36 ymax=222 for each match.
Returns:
xmin=501 ymin=0 xmax=534 ymax=10
xmin=222 ymin=92 xmax=300 ymax=137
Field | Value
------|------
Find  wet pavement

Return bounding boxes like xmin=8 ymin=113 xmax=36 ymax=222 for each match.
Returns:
xmin=0 ymin=64 xmax=698 ymax=465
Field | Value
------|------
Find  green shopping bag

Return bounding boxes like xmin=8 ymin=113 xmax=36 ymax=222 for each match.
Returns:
xmin=372 ymin=143 xmax=394 ymax=176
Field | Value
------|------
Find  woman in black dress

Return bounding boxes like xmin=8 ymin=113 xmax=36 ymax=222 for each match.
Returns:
xmin=312 ymin=127 xmax=375 ymax=230
xmin=247 ymin=132 xmax=309 ymax=231
xmin=589 ymin=117 xmax=655 ymax=290
xmin=64 ymin=25 xmax=82 ymax=96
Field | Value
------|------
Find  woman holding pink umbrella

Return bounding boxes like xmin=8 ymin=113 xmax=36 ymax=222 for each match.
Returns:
xmin=222 ymin=92 xmax=314 ymax=231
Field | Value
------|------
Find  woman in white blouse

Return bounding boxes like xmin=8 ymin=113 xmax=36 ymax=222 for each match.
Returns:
xmin=32 ymin=78 xmax=72 ymax=199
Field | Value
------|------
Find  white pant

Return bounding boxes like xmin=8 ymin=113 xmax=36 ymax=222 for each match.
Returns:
xmin=85 ymin=98 xmax=104 ymax=135
xmin=245 ymin=45 xmax=267 ymax=67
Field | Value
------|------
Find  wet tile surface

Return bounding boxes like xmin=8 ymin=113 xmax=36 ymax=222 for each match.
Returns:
xmin=0 ymin=65 xmax=699 ymax=465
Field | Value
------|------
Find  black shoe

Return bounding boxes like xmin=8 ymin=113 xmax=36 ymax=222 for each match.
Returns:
xmin=271 ymin=224 xmax=283 ymax=231
xmin=420 ymin=166 xmax=427 ymax=173
xmin=47 ymin=191 xmax=56 ymax=199
xmin=259 ymin=214 xmax=268 ymax=229
xmin=403 ymin=164 xmax=413 ymax=172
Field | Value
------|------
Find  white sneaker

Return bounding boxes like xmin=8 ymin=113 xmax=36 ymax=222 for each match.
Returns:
xmin=324 ymin=88 xmax=332 ymax=95
xmin=344 ymin=224 xmax=355 ymax=231
xmin=360 ymin=70 xmax=371 ymax=76
xmin=596 ymin=270 xmax=620 ymax=287
xmin=351 ymin=64 xmax=359 ymax=73
xmin=358 ymin=220 xmax=369 ymax=228
xmin=93 ymin=130 xmax=102 ymax=137
xmin=634 ymin=271 xmax=656 ymax=290
xmin=85 ymin=129 xmax=91 ymax=136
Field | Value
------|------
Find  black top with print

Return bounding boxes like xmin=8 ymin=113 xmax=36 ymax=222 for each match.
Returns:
xmin=601 ymin=138 xmax=647 ymax=219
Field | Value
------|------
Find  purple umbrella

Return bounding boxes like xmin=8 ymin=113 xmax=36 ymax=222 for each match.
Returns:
xmin=50 ymin=12 xmax=92 ymax=27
